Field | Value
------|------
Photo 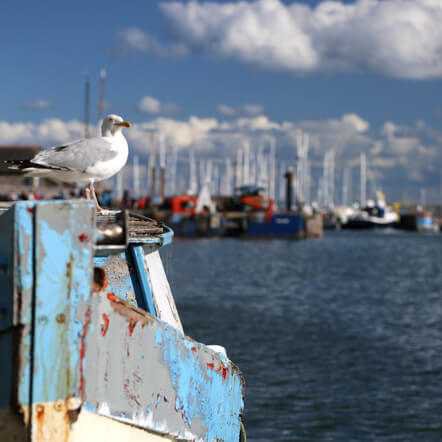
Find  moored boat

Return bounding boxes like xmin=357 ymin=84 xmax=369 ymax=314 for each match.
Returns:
xmin=343 ymin=193 xmax=399 ymax=230
xmin=220 ymin=185 xmax=305 ymax=238
xmin=148 ymin=181 xmax=222 ymax=238
xmin=397 ymin=206 xmax=440 ymax=233
xmin=0 ymin=200 xmax=245 ymax=441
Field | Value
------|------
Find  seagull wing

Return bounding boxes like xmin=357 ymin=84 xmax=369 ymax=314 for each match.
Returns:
xmin=32 ymin=137 xmax=118 ymax=172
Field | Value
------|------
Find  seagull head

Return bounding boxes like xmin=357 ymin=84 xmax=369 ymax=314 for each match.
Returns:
xmin=101 ymin=114 xmax=132 ymax=137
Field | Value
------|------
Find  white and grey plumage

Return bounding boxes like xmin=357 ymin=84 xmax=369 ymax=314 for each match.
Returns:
xmin=6 ymin=114 xmax=131 ymax=211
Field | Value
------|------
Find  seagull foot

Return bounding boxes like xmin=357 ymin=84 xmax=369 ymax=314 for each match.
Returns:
xmin=96 ymin=208 xmax=112 ymax=216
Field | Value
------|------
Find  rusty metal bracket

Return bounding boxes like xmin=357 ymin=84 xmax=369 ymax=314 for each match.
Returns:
xmin=95 ymin=210 xmax=173 ymax=255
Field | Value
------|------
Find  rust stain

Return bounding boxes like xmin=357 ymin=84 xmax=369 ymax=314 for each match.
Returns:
xmin=221 ymin=366 xmax=229 ymax=380
xmin=79 ymin=306 xmax=92 ymax=397
xmin=206 ymin=362 xmax=229 ymax=381
xmin=66 ymin=256 xmax=73 ymax=298
xmin=56 ymin=313 xmax=66 ymax=324
xmin=34 ymin=400 xmax=77 ymax=441
xmin=26 ymin=207 xmax=34 ymax=214
xmin=107 ymin=292 xmax=153 ymax=333
xmin=93 ymin=267 xmax=108 ymax=293
xmin=191 ymin=346 xmax=197 ymax=353
xmin=36 ymin=404 xmax=45 ymax=441
xmin=107 ymin=292 xmax=119 ymax=303
xmin=78 ymin=233 xmax=90 ymax=243
xmin=36 ymin=404 xmax=44 ymax=420
xmin=128 ymin=320 xmax=137 ymax=336
xmin=101 ymin=313 xmax=110 ymax=336
xmin=61 ymin=405 xmax=72 ymax=440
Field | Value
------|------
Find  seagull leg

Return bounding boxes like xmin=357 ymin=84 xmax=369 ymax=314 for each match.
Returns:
xmin=89 ymin=182 xmax=110 ymax=215
xmin=85 ymin=187 xmax=92 ymax=200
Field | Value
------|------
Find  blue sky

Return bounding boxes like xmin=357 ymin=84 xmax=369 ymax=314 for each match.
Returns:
xmin=0 ymin=0 xmax=441 ymax=201
xmin=0 ymin=0 xmax=440 ymax=128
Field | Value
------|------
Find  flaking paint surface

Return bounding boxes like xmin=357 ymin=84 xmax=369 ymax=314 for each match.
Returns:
xmin=83 ymin=293 xmax=244 ymax=441
xmin=32 ymin=202 xmax=94 ymax=404
xmin=13 ymin=203 xmax=35 ymax=407
xmin=94 ymin=254 xmax=138 ymax=306
xmin=1 ymin=201 xmax=243 ymax=441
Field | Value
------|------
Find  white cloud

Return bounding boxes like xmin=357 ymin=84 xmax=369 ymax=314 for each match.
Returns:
xmin=160 ymin=0 xmax=442 ymax=79
xmin=117 ymin=27 xmax=189 ymax=57
xmin=131 ymin=116 xmax=219 ymax=148
xmin=223 ymin=115 xmax=280 ymax=131
xmin=137 ymin=96 xmax=180 ymax=115
xmin=243 ymin=104 xmax=265 ymax=116
xmin=217 ymin=103 xmax=264 ymax=117
xmin=341 ymin=114 xmax=369 ymax=133
xmin=0 ymin=113 xmax=440 ymax=199
xmin=22 ymin=99 xmax=52 ymax=110
xmin=382 ymin=122 xmax=397 ymax=137
xmin=389 ymin=136 xmax=420 ymax=155
xmin=138 ymin=96 xmax=161 ymax=114
xmin=217 ymin=104 xmax=237 ymax=117
xmin=0 ymin=119 xmax=84 ymax=146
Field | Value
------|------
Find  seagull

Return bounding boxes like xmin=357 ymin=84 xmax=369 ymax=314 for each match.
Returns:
xmin=5 ymin=114 xmax=131 ymax=213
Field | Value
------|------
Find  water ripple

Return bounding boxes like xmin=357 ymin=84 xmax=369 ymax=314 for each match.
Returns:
xmin=164 ymin=231 xmax=442 ymax=441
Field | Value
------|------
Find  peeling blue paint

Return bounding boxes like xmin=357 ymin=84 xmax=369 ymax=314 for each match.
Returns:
xmin=11 ymin=203 xmax=35 ymax=405
xmin=15 ymin=203 xmax=34 ymax=292
xmin=155 ymin=326 xmax=243 ymax=441
xmin=130 ymin=245 xmax=157 ymax=316
xmin=1 ymin=200 xmax=244 ymax=441
xmin=31 ymin=202 xmax=94 ymax=404
xmin=94 ymin=253 xmax=139 ymax=306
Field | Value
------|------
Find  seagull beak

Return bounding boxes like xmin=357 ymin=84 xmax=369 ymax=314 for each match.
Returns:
xmin=116 ymin=120 xmax=132 ymax=128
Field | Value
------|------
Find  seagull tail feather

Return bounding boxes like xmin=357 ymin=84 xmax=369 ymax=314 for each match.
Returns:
xmin=1 ymin=160 xmax=68 ymax=173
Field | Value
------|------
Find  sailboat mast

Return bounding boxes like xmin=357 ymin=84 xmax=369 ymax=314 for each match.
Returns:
xmin=360 ymin=153 xmax=367 ymax=206
xmin=84 ymin=76 xmax=91 ymax=138
xmin=189 ymin=148 xmax=197 ymax=194
xmin=133 ymin=155 xmax=140 ymax=198
xmin=97 ymin=68 xmax=106 ymax=122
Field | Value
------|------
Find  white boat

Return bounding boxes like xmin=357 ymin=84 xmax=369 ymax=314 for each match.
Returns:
xmin=343 ymin=193 xmax=399 ymax=229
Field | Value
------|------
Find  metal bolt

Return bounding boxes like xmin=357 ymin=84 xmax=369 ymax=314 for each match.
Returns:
xmin=54 ymin=401 xmax=64 ymax=412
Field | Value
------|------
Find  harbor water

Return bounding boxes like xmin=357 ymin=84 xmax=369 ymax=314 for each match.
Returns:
xmin=164 ymin=231 xmax=442 ymax=441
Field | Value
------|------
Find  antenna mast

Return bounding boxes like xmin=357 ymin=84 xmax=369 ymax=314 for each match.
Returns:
xmin=97 ymin=68 xmax=107 ymax=122
xmin=84 ymin=76 xmax=91 ymax=138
